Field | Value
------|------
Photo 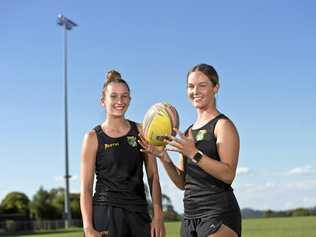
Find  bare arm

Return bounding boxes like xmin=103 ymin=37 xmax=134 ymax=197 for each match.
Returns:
xmin=158 ymin=151 xmax=186 ymax=190
xmin=196 ymin=119 xmax=239 ymax=184
xmin=80 ymin=130 xmax=99 ymax=235
xmin=138 ymin=124 xmax=165 ymax=237
xmin=144 ymin=153 xmax=163 ymax=217
xmin=166 ymin=119 xmax=239 ymax=185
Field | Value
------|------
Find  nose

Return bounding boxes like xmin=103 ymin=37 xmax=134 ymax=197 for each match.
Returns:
xmin=192 ymin=86 xmax=198 ymax=94
xmin=117 ymin=96 xmax=124 ymax=103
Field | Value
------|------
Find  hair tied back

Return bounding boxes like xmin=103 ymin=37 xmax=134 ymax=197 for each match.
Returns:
xmin=106 ymin=70 xmax=122 ymax=81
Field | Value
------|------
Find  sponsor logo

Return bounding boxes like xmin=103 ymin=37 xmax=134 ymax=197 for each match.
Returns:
xmin=104 ymin=143 xmax=119 ymax=150
xmin=196 ymin=129 xmax=207 ymax=141
xmin=127 ymin=136 xmax=137 ymax=147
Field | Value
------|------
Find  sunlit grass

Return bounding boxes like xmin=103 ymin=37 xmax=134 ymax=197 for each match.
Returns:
xmin=9 ymin=216 xmax=316 ymax=237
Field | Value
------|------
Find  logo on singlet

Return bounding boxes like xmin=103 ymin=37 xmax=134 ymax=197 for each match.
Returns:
xmin=104 ymin=143 xmax=119 ymax=150
xmin=127 ymin=136 xmax=137 ymax=147
xmin=100 ymin=230 xmax=110 ymax=236
xmin=196 ymin=129 xmax=207 ymax=141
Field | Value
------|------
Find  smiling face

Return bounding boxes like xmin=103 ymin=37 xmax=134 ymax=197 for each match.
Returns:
xmin=187 ymin=71 xmax=219 ymax=109
xmin=101 ymin=82 xmax=131 ymax=117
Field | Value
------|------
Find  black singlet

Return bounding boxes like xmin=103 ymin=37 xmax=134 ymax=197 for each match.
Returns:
xmin=183 ymin=114 xmax=240 ymax=218
xmin=92 ymin=120 xmax=148 ymax=213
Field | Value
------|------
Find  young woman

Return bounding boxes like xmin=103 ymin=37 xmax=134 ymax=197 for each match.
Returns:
xmin=80 ymin=70 xmax=165 ymax=237
xmin=140 ymin=64 xmax=241 ymax=237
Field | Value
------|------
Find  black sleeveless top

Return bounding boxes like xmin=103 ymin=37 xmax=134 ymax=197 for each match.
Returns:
xmin=92 ymin=120 xmax=148 ymax=213
xmin=183 ymin=114 xmax=240 ymax=218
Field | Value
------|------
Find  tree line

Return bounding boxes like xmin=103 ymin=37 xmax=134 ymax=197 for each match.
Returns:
xmin=0 ymin=185 xmax=180 ymax=232
xmin=0 ymin=187 xmax=81 ymax=222
xmin=262 ymin=208 xmax=316 ymax=218
xmin=241 ymin=207 xmax=316 ymax=219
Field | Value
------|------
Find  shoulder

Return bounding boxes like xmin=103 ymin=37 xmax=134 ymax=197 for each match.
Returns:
xmin=81 ymin=130 xmax=98 ymax=162
xmin=83 ymin=129 xmax=98 ymax=146
xmin=215 ymin=116 xmax=238 ymax=137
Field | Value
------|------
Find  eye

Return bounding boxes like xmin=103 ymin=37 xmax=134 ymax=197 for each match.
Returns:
xmin=187 ymin=84 xmax=194 ymax=89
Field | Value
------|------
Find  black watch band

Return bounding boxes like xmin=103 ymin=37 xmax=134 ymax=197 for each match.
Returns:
xmin=192 ymin=150 xmax=203 ymax=164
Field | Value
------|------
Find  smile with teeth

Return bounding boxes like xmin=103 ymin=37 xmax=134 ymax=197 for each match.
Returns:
xmin=193 ymin=95 xmax=203 ymax=101
xmin=114 ymin=106 xmax=125 ymax=110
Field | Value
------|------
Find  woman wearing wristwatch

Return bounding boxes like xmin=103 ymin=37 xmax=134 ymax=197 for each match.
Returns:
xmin=140 ymin=63 xmax=241 ymax=237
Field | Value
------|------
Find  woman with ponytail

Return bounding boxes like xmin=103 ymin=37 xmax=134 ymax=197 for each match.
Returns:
xmin=80 ymin=70 xmax=165 ymax=237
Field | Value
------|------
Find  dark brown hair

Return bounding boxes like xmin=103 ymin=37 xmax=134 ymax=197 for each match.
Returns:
xmin=187 ymin=63 xmax=219 ymax=86
xmin=101 ymin=70 xmax=130 ymax=101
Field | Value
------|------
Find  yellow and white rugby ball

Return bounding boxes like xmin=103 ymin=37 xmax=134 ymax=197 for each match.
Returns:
xmin=143 ymin=102 xmax=179 ymax=146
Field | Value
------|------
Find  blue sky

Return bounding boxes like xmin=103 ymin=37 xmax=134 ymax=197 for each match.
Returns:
xmin=1 ymin=1 xmax=316 ymax=213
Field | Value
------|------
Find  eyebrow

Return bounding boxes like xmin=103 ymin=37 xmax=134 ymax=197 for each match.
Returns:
xmin=187 ymin=82 xmax=208 ymax=86
xmin=110 ymin=92 xmax=129 ymax=95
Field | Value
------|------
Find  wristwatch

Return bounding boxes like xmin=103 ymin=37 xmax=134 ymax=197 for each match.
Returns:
xmin=192 ymin=150 xmax=203 ymax=164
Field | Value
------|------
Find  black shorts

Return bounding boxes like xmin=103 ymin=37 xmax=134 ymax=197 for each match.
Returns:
xmin=92 ymin=205 xmax=151 ymax=237
xmin=181 ymin=211 xmax=241 ymax=237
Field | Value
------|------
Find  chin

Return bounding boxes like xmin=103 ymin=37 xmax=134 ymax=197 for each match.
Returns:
xmin=192 ymin=101 xmax=204 ymax=108
xmin=193 ymin=103 xmax=209 ymax=110
xmin=109 ymin=111 xmax=126 ymax=117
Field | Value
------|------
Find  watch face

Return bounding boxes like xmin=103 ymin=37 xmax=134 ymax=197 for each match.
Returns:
xmin=193 ymin=151 xmax=203 ymax=163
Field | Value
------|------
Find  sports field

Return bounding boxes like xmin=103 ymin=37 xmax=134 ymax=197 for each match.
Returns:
xmin=10 ymin=216 xmax=316 ymax=237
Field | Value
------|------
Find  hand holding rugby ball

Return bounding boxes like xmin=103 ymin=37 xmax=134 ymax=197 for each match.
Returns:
xmin=143 ymin=102 xmax=179 ymax=146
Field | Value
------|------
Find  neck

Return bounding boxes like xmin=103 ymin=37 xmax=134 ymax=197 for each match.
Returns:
xmin=103 ymin=115 xmax=128 ymax=128
xmin=196 ymin=105 xmax=219 ymax=123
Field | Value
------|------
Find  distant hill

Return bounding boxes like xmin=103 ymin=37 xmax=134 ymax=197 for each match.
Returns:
xmin=241 ymin=206 xmax=316 ymax=219
xmin=241 ymin=208 xmax=263 ymax=219
xmin=310 ymin=206 xmax=316 ymax=215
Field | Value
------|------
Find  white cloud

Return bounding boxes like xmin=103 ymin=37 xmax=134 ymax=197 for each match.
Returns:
xmin=70 ymin=175 xmax=78 ymax=181
xmin=287 ymin=165 xmax=314 ymax=176
xmin=150 ymin=163 xmax=316 ymax=212
xmin=236 ymin=167 xmax=251 ymax=175
xmin=235 ymin=176 xmax=316 ymax=211
xmin=235 ymin=181 xmax=276 ymax=193
xmin=302 ymin=196 xmax=316 ymax=206
xmin=286 ymin=180 xmax=316 ymax=190
xmin=264 ymin=182 xmax=275 ymax=188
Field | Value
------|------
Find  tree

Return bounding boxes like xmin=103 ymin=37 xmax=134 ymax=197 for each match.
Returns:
xmin=50 ymin=187 xmax=65 ymax=219
xmin=291 ymin=208 xmax=311 ymax=217
xmin=143 ymin=184 xmax=180 ymax=220
xmin=162 ymin=194 xmax=180 ymax=221
xmin=30 ymin=186 xmax=58 ymax=220
xmin=263 ymin=210 xmax=274 ymax=218
xmin=263 ymin=209 xmax=290 ymax=218
xmin=49 ymin=188 xmax=81 ymax=219
xmin=1 ymin=192 xmax=30 ymax=220
xmin=70 ymin=193 xmax=81 ymax=219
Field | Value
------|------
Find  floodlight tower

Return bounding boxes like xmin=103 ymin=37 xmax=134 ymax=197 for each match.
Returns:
xmin=57 ymin=14 xmax=77 ymax=228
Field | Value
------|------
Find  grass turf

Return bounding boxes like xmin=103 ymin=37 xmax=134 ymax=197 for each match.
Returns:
xmin=9 ymin=216 xmax=316 ymax=237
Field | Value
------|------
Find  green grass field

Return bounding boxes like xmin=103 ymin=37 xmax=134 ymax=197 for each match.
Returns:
xmin=10 ymin=216 xmax=316 ymax=237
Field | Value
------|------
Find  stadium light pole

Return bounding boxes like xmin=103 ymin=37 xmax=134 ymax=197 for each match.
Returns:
xmin=57 ymin=14 xmax=77 ymax=228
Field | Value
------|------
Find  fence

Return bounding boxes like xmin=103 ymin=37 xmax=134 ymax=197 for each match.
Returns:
xmin=0 ymin=219 xmax=82 ymax=235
